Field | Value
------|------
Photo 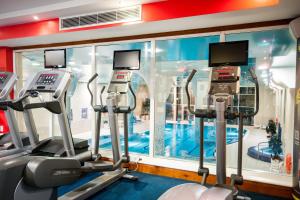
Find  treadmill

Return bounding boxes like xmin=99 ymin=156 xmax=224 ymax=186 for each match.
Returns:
xmin=18 ymin=69 xmax=89 ymax=157
xmin=0 ymin=71 xmax=30 ymax=157
xmin=0 ymin=49 xmax=88 ymax=200
xmin=2 ymin=49 xmax=89 ymax=157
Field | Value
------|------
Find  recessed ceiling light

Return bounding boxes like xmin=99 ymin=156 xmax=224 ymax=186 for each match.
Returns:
xmin=32 ymin=62 xmax=40 ymax=66
xmin=33 ymin=16 xmax=39 ymax=20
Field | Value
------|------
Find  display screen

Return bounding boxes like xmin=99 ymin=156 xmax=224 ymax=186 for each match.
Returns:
xmin=44 ymin=49 xmax=66 ymax=68
xmin=209 ymin=41 xmax=249 ymax=67
xmin=36 ymin=74 xmax=58 ymax=85
xmin=113 ymin=50 xmax=141 ymax=70
xmin=0 ymin=74 xmax=8 ymax=84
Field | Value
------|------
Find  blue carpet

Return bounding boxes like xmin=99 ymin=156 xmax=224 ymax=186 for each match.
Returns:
xmin=71 ymin=172 xmax=288 ymax=200
xmin=58 ymin=172 xmax=103 ymax=197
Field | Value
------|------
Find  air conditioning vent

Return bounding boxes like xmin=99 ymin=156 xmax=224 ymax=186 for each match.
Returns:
xmin=60 ymin=5 xmax=141 ymax=30
xmin=117 ymin=6 xmax=140 ymax=20
xmin=98 ymin=11 xmax=117 ymax=23
xmin=80 ymin=14 xmax=98 ymax=26
xmin=62 ymin=17 xmax=80 ymax=28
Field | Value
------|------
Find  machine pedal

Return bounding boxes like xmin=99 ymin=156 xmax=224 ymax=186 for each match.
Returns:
xmin=123 ymin=174 xmax=138 ymax=181
xmin=236 ymin=196 xmax=251 ymax=200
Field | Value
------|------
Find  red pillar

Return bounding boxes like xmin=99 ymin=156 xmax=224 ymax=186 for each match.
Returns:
xmin=0 ymin=47 xmax=13 ymax=134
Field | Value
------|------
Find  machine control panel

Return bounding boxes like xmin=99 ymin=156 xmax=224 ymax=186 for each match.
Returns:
xmin=211 ymin=67 xmax=239 ymax=82
xmin=0 ymin=74 xmax=8 ymax=84
xmin=210 ymin=66 xmax=240 ymax=95
xmin=111 ymin=71 xmax=131 ymax=82
xmin=22 ymin=70 xmax=70 ymax=96
xmin=36 ymin=74 xmax=58 ymax=85
xmin=108 ymin=71 xmax=132 ymax=94
xmin=0 ymin=72 xmax=17 ymax=100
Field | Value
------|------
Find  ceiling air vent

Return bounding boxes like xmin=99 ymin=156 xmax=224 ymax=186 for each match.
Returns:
xmin=60 ymin=5 xmax=141 ymax=30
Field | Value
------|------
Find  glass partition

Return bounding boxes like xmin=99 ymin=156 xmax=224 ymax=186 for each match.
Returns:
xmin=20 ymin=47 xmax=94 ymax=141
xmin=96 ymin=42 xmax=151 ymax=155
xmin=21 ymin=51 xmax=50 ymax=140
xmin=52 ymin=46 xmax=93 ymax=140
xmin=16 ymin=26 xmax=297 ymax=181
xmin=225 ymin=28 xmax=296 ymax=175
xmin=153 ymin=35 xmax=221 ymax=160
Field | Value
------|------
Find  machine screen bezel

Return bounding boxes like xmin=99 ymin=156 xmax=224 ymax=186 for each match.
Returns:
xmin=113 ymin=50 xmax=141 ymax=70
xmin=209 ymin=40 xmax=249 ymax=67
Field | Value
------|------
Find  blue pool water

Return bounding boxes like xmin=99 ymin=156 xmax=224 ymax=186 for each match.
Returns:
xmin=96 ymin=123 xmax=246 ymax=161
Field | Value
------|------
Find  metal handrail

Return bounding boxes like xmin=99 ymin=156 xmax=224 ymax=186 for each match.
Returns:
xmin=257 ymin=141 xmax=269 ymax=159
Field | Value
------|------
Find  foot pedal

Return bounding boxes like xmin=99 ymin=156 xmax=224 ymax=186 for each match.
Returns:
xmin=123 ymin=174 xmax=138 ymax=181
xmin=236 ymin=196 xmax=251 ymax=200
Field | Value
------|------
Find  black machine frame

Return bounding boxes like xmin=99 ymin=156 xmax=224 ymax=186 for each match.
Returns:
xmin=44 ymin=49 xmax=67 ymax=69
xmin=113 ymin=49 xmax=141 ymax=70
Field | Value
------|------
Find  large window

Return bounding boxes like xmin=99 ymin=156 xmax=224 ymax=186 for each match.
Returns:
xmin=153 ymin=35 xmax=221 ymax=159
xmin=16 ymin=26 xmax=297 ymax=184
xmin=53 ymin=47 xmax=94 ymax=140
xmin=20 ymin=51 xmax=50 ymax=140
xmin=96 ymin=42 xmax=151 ymax=155
xmin=225 ymin=28 xmax=296 ymax=175
xmin=19 ymin=47 xmax=94 ymax=141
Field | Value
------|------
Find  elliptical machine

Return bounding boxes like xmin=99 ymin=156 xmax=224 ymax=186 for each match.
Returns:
xmin=87 ymin=57 xmax=137 ymax=168
xmin=159 ymin=41 xmax=259 ymax=200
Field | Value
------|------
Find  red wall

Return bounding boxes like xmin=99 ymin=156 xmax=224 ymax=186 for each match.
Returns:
xmin=0 ymin=47 xmax=13 ymax=134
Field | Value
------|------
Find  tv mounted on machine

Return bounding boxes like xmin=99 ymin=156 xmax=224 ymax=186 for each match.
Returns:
xmin=113 ymin=50 xmax=141 ymax=70
xmin=209 ymin=40 xmax=249 ymax=67
xmin=44 ymin=49 xmax=66 ymax=68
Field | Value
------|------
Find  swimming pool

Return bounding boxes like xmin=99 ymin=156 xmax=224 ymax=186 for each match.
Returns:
xmin=97 ymin=123 xmax=246 ymax=161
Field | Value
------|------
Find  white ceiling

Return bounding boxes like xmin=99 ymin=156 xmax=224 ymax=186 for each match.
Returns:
xmin=0 ymin=0 xmax=64 ymax=13
xmin=0 ymin=0 xmax=160 ymax=26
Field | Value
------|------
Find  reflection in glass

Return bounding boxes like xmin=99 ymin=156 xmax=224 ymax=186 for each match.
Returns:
xmin=96 ymin=42 xmax=151 ymax=155
xmin=153 ymin=29 xmax=296 ymax=177
xmin=154 ymin=35 xmax=221 ymax=158
xmin=226 ymin=28 xmax=296 ymax=175
xmin=21 ymin=51 xmax=51 ymax=140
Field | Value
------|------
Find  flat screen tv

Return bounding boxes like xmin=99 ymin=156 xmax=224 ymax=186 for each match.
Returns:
xmin=209 ymin=40 xmax=249 ymax=67
xmin=44 ymin=49 xmax=66 ymax=68
xmin=113 ymin=50 xmax=141 ymax=70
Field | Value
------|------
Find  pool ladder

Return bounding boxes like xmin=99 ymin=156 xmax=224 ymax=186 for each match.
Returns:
xmin=257 ymin=142 xmax=269 ymax=159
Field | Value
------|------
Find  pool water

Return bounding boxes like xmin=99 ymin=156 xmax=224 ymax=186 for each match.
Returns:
xmin=96 ymin=123 xmax=246 ymax=161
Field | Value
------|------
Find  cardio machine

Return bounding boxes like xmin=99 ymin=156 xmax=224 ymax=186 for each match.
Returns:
xmin=0 ymin=71 xmax=30 ymax=157
xmin=14 ymin=49 xmax=140 ymax=200
xmin=0 ymin=50 xmax=89 ymax=200
xmin=0 ymin=49 xmax=88 ymax=157
xmin=159 ymin=41 xmax=259 ymax=200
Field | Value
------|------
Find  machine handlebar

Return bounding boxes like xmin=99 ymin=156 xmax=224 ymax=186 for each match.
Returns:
xmin=187 ymin=69 xmax=197 ymax=82
xmin=100 ymin=86 xmax=106 ymax=106
xmin=185 ymin=70 xmax=197 ymax=115
xmin=87 ymin=73 xmax=98 ymax=107
xmin=249 ymin=68 xmax=257 ymax=80
xmin=185 ymin=68 xmax=259 ymax=118
xmin=128 ymin=82 xmax=137 ymax=112
xmin=244 ymin=68 xmax=259 ymax=118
